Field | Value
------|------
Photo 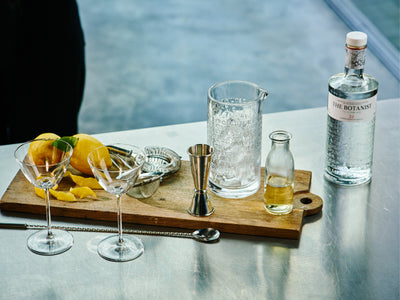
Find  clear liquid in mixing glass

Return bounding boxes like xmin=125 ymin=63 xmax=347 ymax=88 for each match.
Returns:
xmin=264 ymin=175 xmax=294 ymax=215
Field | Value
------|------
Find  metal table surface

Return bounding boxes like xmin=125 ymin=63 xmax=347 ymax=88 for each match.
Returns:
xmin=0 ymin=99 xmax=398 ymax=300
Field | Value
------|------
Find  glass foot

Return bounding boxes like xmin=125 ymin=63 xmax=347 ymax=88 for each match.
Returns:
xmin=27 ymin=229 xmax=74 ymax=256
xmin=97 ymin=235 xmax=144 ymax=262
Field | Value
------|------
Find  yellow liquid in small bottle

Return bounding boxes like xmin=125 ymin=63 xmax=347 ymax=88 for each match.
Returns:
xmin=264 ymin=175 xmax=294 ymax=215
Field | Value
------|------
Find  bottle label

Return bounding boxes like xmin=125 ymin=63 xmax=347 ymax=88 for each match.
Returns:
xmin=328 ymin=93 xmax=376 ymax=122
xmin=345 ymin=47 xmax=366 ymax=70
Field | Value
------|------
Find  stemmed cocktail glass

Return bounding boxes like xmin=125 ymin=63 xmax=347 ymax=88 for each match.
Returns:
xmin=88 ymin=144 xmax=146 ymax=262
xmin=14 ymin=139 xmax=74 ymax=255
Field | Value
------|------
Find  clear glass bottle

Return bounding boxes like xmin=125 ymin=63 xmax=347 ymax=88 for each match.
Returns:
xmin=264 ymin=130 xmax=294 ymax=215
xmin=325 ymin=31 xmax=378 ymax=186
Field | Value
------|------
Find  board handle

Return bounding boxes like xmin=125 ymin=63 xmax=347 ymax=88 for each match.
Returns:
xmin=293 ymin=193 xmax=323 ymax=216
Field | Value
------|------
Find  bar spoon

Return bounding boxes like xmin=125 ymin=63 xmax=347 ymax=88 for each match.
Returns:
xmin=0 ymin=223 xmax=221 ymax=243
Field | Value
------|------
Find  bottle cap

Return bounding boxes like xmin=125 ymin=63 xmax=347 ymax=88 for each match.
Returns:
xmin=346 ymin=31 xmax=367 ymax=47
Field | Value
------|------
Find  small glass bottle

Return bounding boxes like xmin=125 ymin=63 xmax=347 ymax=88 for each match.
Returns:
xmin=264 ymin=130 xmax=294 ymax=215
xmin=325 ymin=31 xmax=378 ymax=185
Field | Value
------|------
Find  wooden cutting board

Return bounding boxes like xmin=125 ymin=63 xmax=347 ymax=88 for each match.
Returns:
xmin=0 ymin=161 xmax=322 ymax=239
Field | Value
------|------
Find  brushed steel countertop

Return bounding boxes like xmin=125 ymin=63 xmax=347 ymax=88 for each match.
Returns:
xmin=0 ymin=99 xmax=398 ymax=300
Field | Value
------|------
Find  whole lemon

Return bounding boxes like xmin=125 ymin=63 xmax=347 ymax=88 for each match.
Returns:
xmin=69 ymin=133 xmax=111 ymax=175
xmin=28 ymin=133 xmax=61 ymax=165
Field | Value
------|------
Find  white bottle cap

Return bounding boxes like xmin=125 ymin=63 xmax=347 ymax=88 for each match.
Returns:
xmin=346 ymin=31 xmax=368 ymax=47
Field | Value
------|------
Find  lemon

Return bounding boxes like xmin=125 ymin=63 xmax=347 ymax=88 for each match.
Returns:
xmin=49 ymin=189 xmax=76 ymax=201
xmin=35 ymin=187 xmax=45 ymax=199
xmin=63 ymin=170 xmax=72 ymax=178
xmin=28 ymin=133 xmax=61 ymax=165
xmin=69 ymin=173 xmax=103 ymax=189
xmin=69 ymin=133 xmax=111 ymax=175
xmin=70 ymin=186 xmax=97 ymax=199
xmin=34 ymin=185 xmax=58 ymax=199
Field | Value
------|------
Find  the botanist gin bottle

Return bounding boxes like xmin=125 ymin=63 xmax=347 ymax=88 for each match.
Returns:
xmin=325 ymin=31 xmax=378 ymax=185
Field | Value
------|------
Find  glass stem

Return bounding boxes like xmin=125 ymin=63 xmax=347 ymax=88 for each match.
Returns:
xmin=44 ymin=188 xmax=53 ymax=238
xmin=116 ymin=194 xmax=124 ymax=244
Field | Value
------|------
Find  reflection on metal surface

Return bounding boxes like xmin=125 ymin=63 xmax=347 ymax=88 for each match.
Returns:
xmin=86 ymin=235 xmax=105 ymax=254
xmin=192 ymin=246 xmax=214 ymax=297
xmin=256 ymin=244 xmax=290 ymax=299
xmin=322 ymin=179 xmax=370 ymax=298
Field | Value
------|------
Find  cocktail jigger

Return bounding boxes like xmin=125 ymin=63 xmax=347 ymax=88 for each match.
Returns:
xmin=187 ymin=144 xmax=214 ymax=217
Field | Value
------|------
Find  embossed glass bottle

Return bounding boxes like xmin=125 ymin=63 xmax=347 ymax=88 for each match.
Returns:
xmin=264 ymin=130 xmax=294 ymax=215
xmin=325 ymin=31 xmax=378 ymax=185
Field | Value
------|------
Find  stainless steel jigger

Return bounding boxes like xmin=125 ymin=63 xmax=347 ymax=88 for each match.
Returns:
xmin=187 ymin=144 xmax=214 ymax=217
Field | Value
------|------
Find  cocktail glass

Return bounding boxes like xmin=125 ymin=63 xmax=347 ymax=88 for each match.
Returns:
xmin=14 ymin=139 xmax=74 ymax=255
xmin=88 ymin=144 xmax=145 ymax=262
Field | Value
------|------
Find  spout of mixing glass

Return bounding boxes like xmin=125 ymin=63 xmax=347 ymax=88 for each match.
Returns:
xmin=259 ymin=88 xmax=268 ymax=101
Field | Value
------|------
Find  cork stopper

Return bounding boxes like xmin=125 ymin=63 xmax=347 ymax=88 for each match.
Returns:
xmin=346 ymin=31 xmax=368 ymax=48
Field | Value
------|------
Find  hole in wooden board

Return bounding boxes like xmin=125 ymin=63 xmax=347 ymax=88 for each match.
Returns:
xmin=300 ymin=197 xmax=312 ymax=205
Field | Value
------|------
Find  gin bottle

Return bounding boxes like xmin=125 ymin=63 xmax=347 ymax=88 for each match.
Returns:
xmin=325 ymin=31 xmax=378 ymax=185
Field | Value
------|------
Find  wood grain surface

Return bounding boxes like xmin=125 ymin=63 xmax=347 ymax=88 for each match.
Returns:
xmin=0 ymin=161 xmax=322 ymax=239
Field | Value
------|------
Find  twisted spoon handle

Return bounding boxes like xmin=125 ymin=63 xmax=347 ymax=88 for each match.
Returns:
xmin=0 ymin=223 xmax=194 ymax=239
xmin=54 ymin=225 xmax=193 ymax=239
